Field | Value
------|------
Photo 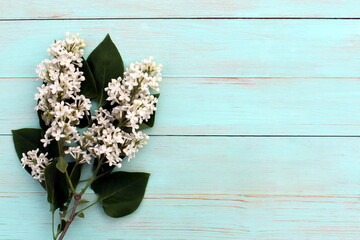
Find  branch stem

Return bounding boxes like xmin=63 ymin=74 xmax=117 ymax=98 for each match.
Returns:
xmin=52 ymin=211 xmax=56 ymax=240
xmin=76 ymin=198 xmax=101 ymax=215
xmin=65 ymin=171 xmax=77 ymax=196
xmin=58 ymin=195 xmax=81 ymax=240
xmin=79 ymin=157 xmax=104 ymax=195
xmin=56 ymin=156 xmax=104 ymax=239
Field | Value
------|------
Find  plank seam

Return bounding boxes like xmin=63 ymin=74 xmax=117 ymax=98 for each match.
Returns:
xmin=3 ymin=17 xmax=360 ymax=21
xmin=1 ymin=192 xmax=360 ymax=199
xmin=2 ymin=134 xmax=360 ymax=137
xmin=4 ymin=76 xmax=360 ymax=79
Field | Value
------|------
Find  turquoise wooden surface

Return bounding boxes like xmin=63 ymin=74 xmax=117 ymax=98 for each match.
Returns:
xmin=3 ymin=77 xmax=360 ymax=135
xmin=3 ymin=0 xmax=360 ymax=18
xmin=2 ymin=1 xmax=360 ymax=239
xmin=2 ymin=20 xmax=360 ymax=78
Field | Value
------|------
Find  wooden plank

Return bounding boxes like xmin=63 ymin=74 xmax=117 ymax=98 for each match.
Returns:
xmin=0 ymin=192 xmax=244 ymax=240
xmin=2 ymin=136 xmax=360 ymax=239
xmin=3 ymin=136 xmax=360 ymax=195
xmin=1 ymin=20 xmax=360 ymax=78
xmin=3 ymin=77 xmax=360 ymax=135
xmin=2 ymin=0 xmax=360 ymax=19
xmin=2 ymin=192 xmax=360 ymax=239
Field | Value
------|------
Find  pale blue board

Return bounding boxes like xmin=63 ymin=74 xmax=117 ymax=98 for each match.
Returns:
xmin=2 ymin=20 xmax=360 ymax=78
xmin=2 ymin=136 xmax=360 ymax=239
xmin=3 ymin=77 xmax=360 ymax=136
xmin=1 ymin=1 xmax=360 ymax=240
xmin=3 ymin=0 xmax=360 ymax=18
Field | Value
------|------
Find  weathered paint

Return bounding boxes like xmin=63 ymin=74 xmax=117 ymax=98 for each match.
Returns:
xmin=2 ymin=0 xmax=360 ymax=18
xmin=2 ymin=136 xmax=360 ymax=239
xmin=2 ymin=77 xmax=360 ymax=135
xmin=2 ymin=1 xmax=360 ymax=239
xmin=1 ymin=20 xmax=360 ymax=77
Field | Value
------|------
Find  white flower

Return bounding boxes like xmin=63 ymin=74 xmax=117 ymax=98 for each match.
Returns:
xmin=34 ymin=37 xmax=162 ymax=169
xmin=105 ymin=78 xmax=131 ymax=105
xmin=20 ymin=149 xmax=52 ymax=182
xmin=105 ymin=57 xmax=162 ymax=130
xmin=40 ymin=136 xmax=52 ymax=147
xmin=52 ymin=128 xmax=66 ymax=141
xmin=36 ymin=33 xmax=91 ymax=146
xmin=73 ymin=56 xmax=162 ymax=167
xmin=65 ymin=146 xmax=92 ymax=164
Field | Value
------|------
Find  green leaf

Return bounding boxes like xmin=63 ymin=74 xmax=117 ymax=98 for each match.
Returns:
xmin=68 ymin=163 xmax=82 ymax=189
xmin=80 ymin=57 xmax=98 ymax=99
xmin=139 ymin=94 xmax=160 ymax=130
xmin=45 ymin=160 xmax=70 ymax=211
xmin=77 ymin=212 xmax=85 ymax=218
xmin=87 ymin=34 xmax=124 ymax=106
xmin=12 ymin=128 xmax=47 ymax=188
xmin=12 ymin=128 xmax=44 ymax=160
xmin=56 ymin=157 xmax=68 ymax=173
xmin=12 ymin=127 xmax=59 ymax=160
xmin=78 ymin=199 xmax=90 ymax=206
xmin=57 ymin=220 xmax=66 ymax=232
xmin=91 ymin=171 xmax=150 ymax=218
xmin=93 ymin=158 xmax=115 ymax=177
xmin=77 ymin=111 xmax=92 ymax=128
xmin=37 ymin=109 xmax=48 ymax=130
xmin=139 ymin=112 xmax=156 ymax=130
xmin=45 ymin=139 xmax=60 ymax=159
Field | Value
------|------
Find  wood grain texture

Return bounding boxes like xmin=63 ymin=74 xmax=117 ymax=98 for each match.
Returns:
xmin=2 ymin=1 xmax=360 ymax=239
xmin=2 ymin=135 xmax=360 ymax=195
xmin=3 ymin=192 xmax=360 ymax=240
xmin=2 ymin=0 xmax=360 ymax=19
xmin=3 ymin=77 xmax=360 ymax=135
xmin=2 ymin=136 xmax=360 ymax=239
xmin=2 ymin=20 xmax=360 ymax=78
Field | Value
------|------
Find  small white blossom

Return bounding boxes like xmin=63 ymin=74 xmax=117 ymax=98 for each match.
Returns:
xmin=36 ymin=33 xmax=91 ymax=146
xmin=20 ymin=149 xmax=52 ymax=182
xmin=105 ymin=57 xmax=162 ymax=129
xmin=74 ymin=57 xmax=162 ymax=168
xmin=32 ymin=35 xmax=162 ymax=169
xmin=65 ymin=146 xmax=92 ymax=164
xmin=40 ymin=135 xmax=52 ymax=147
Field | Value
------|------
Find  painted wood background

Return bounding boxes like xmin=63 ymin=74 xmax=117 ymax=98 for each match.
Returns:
xmin=2 ymin=1 xmax=360 ymax=239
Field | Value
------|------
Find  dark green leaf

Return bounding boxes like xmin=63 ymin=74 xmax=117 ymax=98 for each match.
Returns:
xmin=139 ymin=112 xmax=156 ymax=130
xmin=77 ymin=212 xmax=85 ymax=218
xmin=80 ymin=57 xmax=98 ymax=99
xmin=78 ymin=199 xmax=90 ymax=206
xmin=37 ymin=109 xmax=48 ymax=130
xmin=139 ymin=94 xmax=160 ymax=130
xmin=77 ymin=111 xmax=92 ymax=128
xmin=45 ymin=160 xmax=70 ymax=211
xmin=93 ymin=158 xmax=115 ymax=177
xmin=56 ymin=157 xmax=68 ymax=173
xmin=12 ymin=128 xmax=46 ymax=188
xmin=91 ymin=171 xmax=150 ymax=218
xmin=57 ymin=220 xmax=66 ymax=232
xmin=87 ymin=34 xmax=124 ymax=106
xmin=45 ymin=139 xmax=59 ymax=159
xmin=12 ymin=128 xmax=44 ymax=160
xmin=101 ymin=102 xmax=114 ymax=113
xmin=12 ymin=127 xmax=59 ymax=161
xmin=68 ymin=162 xmax=82 ymax=189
